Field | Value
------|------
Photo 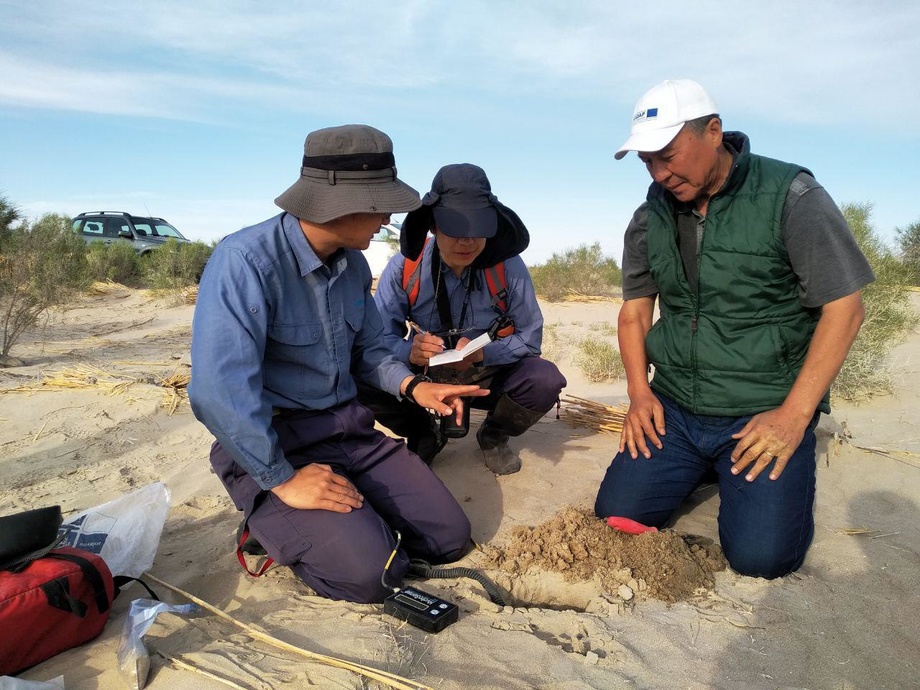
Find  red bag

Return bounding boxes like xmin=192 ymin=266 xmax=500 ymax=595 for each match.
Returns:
xmin=0 ymin=546 xmax=114 ymax=675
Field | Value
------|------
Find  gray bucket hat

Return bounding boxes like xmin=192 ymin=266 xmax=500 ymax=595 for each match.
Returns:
xmin=275 ymin=124 xmax=422 ymax=223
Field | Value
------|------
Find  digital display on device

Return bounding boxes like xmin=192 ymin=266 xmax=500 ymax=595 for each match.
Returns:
xmin=394 ymin=592 xmax=429 ymax=611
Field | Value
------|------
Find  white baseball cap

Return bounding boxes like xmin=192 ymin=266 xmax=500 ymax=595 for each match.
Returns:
xmin=614 ymin=79 xmax=718 ymax=160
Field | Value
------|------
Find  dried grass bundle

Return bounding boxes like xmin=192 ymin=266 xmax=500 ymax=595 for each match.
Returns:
xmin=160 ymin=369 xmax=190 ymax=415
xmin=562 ymin=395 xmax=628 ymax=434
xmin=181 ymin=285 xmax=198 ymax=304
xmin=5 ymin=364 xmax=138 ymax=395
xmin=88 ymin=280 xmax=129 ymax=295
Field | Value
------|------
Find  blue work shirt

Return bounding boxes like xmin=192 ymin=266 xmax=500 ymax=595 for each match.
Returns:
xmin=374 ymin=240 xmax=544 ymax=366
xmin=188 ymin=212 xmax=412 ymax=490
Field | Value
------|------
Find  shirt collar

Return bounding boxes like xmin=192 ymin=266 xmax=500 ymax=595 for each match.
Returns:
xmin=282 ymin=212 xmax=347 ymax=277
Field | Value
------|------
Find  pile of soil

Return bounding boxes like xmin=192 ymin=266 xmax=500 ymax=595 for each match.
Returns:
xmin=482 ymin=507 xmax=726 ymax=603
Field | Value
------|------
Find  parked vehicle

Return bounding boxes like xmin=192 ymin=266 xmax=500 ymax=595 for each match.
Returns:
xmin=72 ymin=211 xmax=190 ymax=255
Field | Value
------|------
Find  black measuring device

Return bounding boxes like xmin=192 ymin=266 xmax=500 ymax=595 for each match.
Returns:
xmin=383 ymin=586 xmax=459 ymax=633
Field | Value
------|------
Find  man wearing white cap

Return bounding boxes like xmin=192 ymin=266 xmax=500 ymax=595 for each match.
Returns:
xmin=595 ymin=80 xmax=874 ymax=578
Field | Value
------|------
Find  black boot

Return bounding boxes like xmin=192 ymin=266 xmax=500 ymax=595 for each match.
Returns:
xmin=476 ymin=395 xmax=547 ymax=475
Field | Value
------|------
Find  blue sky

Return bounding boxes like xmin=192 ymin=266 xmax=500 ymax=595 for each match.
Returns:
xmin=1 ymin=1 xmax=918 ymax=264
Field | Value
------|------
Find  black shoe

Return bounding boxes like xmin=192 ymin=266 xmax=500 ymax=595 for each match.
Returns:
xmin=236 ymin=520 xmax=267 ymax=556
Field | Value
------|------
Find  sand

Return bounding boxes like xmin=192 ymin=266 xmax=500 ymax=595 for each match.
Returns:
xmin=1 ymin=285 xmax=918 ymax=689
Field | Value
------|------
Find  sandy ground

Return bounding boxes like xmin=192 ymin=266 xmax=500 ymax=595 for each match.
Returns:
xmin=1 ymin=286 xmax=918 ymax=689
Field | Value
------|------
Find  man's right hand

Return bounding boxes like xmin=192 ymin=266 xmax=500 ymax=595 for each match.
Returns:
xmin=409 ymin=333 xmax=445 ymax=366
xmin=620 ymin=386 xmax=665 ymax=459
xmin=270 ymin=464 xmax=364 ymax=512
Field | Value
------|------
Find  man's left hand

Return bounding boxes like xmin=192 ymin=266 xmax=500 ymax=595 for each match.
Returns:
xmin=729 ymin=406 xmax=813 ymax=482
xmin=410 ymin=382 xmax=489 ymax=424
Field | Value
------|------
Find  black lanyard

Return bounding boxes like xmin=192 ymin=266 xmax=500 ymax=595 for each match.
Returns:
xmin=430 ymin=243 xmax=475 ymax=340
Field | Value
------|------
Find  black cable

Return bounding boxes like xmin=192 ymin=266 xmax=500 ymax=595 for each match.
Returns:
xmin=408 ymin=559 xmax=508 ymax=607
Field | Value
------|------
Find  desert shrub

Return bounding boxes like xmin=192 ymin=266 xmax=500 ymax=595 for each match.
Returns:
xmin=85 ymin=241 xmax=142 ymax=285
xmin=0 ymin=213 xmax=89 ymax=358
xmin=575 ymin=336 xmax=625 ymax=382
xmin=589 ymin=322 xmax=618 ymax=336
xmin=833 ymin=203 xmax=920 ymax=401
xmin=0 ymin=194 xmax=19 ymax=245
xmin=143 ymin=239 xmax=213 ymax=290
xmin=895 ymin=218 xmax=920 ymax=286
xmin=530 ymin=243 xmax=622 ymax=302
xmin=540 ymin=323 xmax=563 ymax=364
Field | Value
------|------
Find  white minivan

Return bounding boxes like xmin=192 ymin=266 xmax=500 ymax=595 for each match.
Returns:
xmin=363 ymin=221 xmax=401 ymax=279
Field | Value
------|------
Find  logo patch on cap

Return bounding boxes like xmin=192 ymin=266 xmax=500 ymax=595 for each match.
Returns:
xmin=632 ymin=107 xmax=659 ymax=123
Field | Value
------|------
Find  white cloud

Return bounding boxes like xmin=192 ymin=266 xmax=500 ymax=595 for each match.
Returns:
xmin=3 ymin=1 xmax=919 ymax=128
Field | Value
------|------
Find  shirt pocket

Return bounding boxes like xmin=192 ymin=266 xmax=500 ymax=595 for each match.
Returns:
xmin=343 ymin=308 xmax=364 ymax=352
xmin=265 ymin=322 xmax=324 ymax=396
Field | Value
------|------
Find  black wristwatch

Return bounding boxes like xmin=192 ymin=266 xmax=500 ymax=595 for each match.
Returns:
xmin=404 ymin=374 xmax=432 ymax=404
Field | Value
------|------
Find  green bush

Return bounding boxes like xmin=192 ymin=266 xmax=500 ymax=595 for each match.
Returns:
xmin=530 ymin=243 xmax=622 ymax=302
xmin=143 ymin=239 xmax=213 ymax=290
xmin=0 ymin=213 xmax=90 ymax=358
xmin=833 ymin=203 xmax=920 ymax=401
xmin=575 ymin=336 xmax=625 ymax=382
xmin=85 ymin=241 xmax=142 ymax=285
xmin=895 ymin=218 xmax=920 ymax=286
xmin=539 ymin=323 xmax=563 ymax=364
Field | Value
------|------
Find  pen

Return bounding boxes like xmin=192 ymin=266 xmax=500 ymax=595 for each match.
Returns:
xmin=408 ymin=321 xmax=428 ymax=336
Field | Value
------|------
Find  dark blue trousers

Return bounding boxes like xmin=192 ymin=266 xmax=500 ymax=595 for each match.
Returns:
xmin=210 ymin=400 xmax=471 ymax=602
xmin=594 ymin=392 xmax=819 ymax=579
xmin=356 ymin=355 xmax=566 ymax=462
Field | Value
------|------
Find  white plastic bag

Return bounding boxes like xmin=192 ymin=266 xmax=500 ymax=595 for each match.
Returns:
xmin=58 ymin=482 xmax=171 ymax=578
xmin=117 ymin=598 xmax=198 ymax=690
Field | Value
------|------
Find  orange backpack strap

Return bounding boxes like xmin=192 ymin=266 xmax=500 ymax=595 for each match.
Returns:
xmin=483 ymin=262 xmax=508 ymax=314
xmin=401 ymin=237 xmax=429 ymax=309
xmin=483 ymin=262 xmax=515 ymax=338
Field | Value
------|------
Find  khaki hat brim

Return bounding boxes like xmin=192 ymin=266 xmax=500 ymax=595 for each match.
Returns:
xmin=275 ymin=174 xmax=421 ymax=223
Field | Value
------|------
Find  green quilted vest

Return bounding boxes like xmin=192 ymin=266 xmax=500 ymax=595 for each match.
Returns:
xmin=644 ymin=144 xmax=828 ymax=416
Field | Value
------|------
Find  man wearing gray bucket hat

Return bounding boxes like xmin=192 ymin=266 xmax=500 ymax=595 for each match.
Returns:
xmin=594 ymin=80 xmax=874 ymax=579
xmin=358 ymin=163 xmax=566 ymax=475
xmin=189 ymin=125 xmax=488 ymax=603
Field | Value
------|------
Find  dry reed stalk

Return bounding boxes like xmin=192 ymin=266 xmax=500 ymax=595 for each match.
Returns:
xmin=562 ymin=394 xmax=629 ymax=434
xmin=144 ymin=574 xmax=433 ymax=690
xmin=157 ymin=651 xmax=249 ymax=689
xmin=835 ymin=527 xmax=877 ymax=536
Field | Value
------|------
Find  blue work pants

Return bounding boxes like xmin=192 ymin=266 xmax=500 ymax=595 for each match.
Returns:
xmin=594 ymin=392 xmax=819 ymax=579
xmin=210 ymin=399 xmax=471 ymax=602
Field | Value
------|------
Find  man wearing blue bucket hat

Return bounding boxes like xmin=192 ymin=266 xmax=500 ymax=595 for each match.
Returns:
xmin=360 ymin=163 xmax=566 ymax=475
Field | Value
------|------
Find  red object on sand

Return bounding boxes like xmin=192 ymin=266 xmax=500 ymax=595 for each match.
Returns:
xmin=606 ymin=516 xmax=659 ymax=534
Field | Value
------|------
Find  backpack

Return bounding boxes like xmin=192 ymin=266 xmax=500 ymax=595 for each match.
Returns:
xmin=400 ymin=238 xmax=514 ymax=338
xmin=0 ymin=546 xmax=115 ymax=675
xmin=0 ymin=505 xmax=158 ymax=676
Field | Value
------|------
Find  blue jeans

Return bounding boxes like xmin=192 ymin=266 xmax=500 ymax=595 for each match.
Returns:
xmin=594 ymin=392 xmax=819 ymax=579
